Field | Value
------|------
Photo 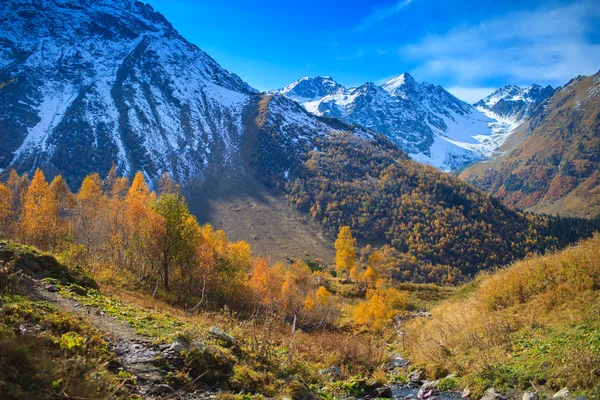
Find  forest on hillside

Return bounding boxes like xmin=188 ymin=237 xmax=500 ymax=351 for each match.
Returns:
xmin=284 ymin=133 xmax=600 ymax=283
xmin=0 ymin=168 xmax=409 ymax=331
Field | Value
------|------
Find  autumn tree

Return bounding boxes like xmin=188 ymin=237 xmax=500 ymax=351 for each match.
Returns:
xmin=157 ymin=172 xmax=182 ymax=196
xmin=353 ymin=279 xmax=408 ymax=330
xmin=249 ymin=259 xmax=285 ymax=315
xmin=48 ymin=176 xmax=74 ymax=246
xmin=124 ymin=172 xmax=162 ymax=282
xmin=151 ymin=193 xmax=198 ymax=291
xmin=74 ymin=173 xmax=106 ymax=262
xmin=0 ymin=183 xmax=14 ymax=238
xmin=335 ymin=226 xmax=357 ymax=282
xmin=6 ymin=170 xmax=29 ymax=227
xmin=20 ymin=169 xmax=61 ymax=250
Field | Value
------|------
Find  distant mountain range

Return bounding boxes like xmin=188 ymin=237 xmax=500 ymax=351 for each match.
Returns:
xmin=460 ymin=72 xmax=600 ymax=218
xmin=274 ymin=74 xmax=555 ymax=170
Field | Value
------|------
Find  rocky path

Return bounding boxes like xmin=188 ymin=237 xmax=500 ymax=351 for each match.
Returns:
xmin=29 ymin=279 xmax=214 ymax=399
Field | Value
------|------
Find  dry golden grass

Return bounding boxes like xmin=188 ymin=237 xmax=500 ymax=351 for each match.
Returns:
xmin=403 ymin=234 xmax=600 ymax=396
xmin=100 ymin=283 xmax=389 ymax=382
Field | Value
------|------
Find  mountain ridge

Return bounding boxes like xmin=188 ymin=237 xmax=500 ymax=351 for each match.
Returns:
xmin=275 ymin=73 xmax=519 ymax=171
xmin=460 ymin=71 xmax=600 ymax=218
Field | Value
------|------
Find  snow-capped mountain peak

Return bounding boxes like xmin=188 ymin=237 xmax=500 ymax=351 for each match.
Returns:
xmin=0 ymin=0 xmax=256 ymax=185
xmin=275 ymin=73 xmax=513 ymax=171
xmin=474 ymin=84 xmax=555 ymax=120
xmin=277 ymin=76 xmax=343 ymax=102
xmin=382 ymin=72 xmax=418 ymax=97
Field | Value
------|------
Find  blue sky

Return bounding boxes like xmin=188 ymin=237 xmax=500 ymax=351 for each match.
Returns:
xmin=148 ymin=0 xmax=600 ymax=102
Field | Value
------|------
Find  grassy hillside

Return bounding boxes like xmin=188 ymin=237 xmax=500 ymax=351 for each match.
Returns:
xmin=0 ymin=243 xmax=130 ymax=399
xmin=460 ymin=72 xmax=600 ymax=219
xmin=403 ymin=234 xmax=600 ymax=398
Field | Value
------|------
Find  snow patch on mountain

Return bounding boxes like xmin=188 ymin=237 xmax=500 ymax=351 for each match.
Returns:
xmin=1 ymin=0 xmax=256 ymax=186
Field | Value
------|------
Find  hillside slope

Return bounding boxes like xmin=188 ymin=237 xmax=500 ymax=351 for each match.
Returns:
xmin=404 ymin=234 xmax=600 ymax=398
xmin=460 ymin=72 xmax=600 ymax=218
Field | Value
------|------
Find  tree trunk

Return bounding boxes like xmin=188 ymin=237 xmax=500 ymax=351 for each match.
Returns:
xmin=163 ymin=250 xmax=169 ymax=291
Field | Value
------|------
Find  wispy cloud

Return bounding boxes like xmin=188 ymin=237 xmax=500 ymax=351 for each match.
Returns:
xmin=356 ymin=0 xmax=415 ymax=31
xmin=399 ymin=0 xmax=600 ymax=86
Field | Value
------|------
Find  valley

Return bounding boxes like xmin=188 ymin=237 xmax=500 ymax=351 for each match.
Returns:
xmin=1 ymin=0 xmax=600 ymax=399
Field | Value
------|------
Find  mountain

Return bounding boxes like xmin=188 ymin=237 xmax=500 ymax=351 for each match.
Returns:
xmin=0 ymin=0 xmax=375 ymax=263
xmin=1 ymin=0 xmax=598 ymax=269
xmin=274 ymin=73 xmax=518 ymax=170
xmin=460 ymin=72 xmax=600 ymax=218
xmin=474 ymin=84 xmax=555 ymax=121
xmin=0 ymin=0 xmax=255 ymax=186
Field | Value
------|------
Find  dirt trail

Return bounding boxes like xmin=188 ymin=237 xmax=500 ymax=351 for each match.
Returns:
xmin=29 ymin=279 xmax=213 ymax=400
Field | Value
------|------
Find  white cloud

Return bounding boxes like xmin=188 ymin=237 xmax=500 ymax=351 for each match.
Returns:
xmin=356 ymin=0 xmax=415 ymax=31
xmin=446 ymin=87 xmax=497 ymax=104
xmin=399 ymin=0 xmax=600 ymax=86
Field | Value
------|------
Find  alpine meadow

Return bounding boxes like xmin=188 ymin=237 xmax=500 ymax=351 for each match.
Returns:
xmin=1 ymin=0 xmax=600 ymax=399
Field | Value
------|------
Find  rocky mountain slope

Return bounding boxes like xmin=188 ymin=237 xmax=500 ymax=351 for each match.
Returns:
xmin=276 ymin=73 xmax=520 ymax=170
xmin=474 ymin=84 xmax=555 ymax=121
xmin=0 ymin=0 xmax=255 ymax=187
xmin=460 ymin=72 xmax=600 ymax=218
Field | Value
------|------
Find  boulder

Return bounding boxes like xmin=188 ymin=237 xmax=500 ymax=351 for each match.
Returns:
xmin=209 ymin=326 xmax=237 ymax=346
xmin=167 ymin=337 xmax=189 ymax=353
xmin=152 ymin=384 xmax=174 ymax=395
xmin=318 ymin=366 xmax=343 ymax=380
xmin=480 ymin=388 xmax=506 ymax=400
xmin=522 ymin=392 xmax=538 ymax=400
xmin=69 ymin=286 xmax=87 ymax=296
xmin=409 ymin=370 xmax=423 ymax=383
xmin=462 ymin=387 xmax=472 ymax=398
xmin=553 ymin=388 xmax=570 ymax=398
xmin=46 ymin=285 xmax=59 ymax=293
xmin=373 ymin=386 xmax=393 ymax=398
xmin=418 ymin=380 xmax=440 ymax=399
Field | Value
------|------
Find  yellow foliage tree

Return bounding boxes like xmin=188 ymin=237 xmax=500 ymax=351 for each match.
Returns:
xmin=352 ymin=279 xmax=408 ymax=330
xmin=335 ymin=226 xmax=356 ymax=281
xmin=20 ymin=169 xmax=61 ymax=250
xmin=0 ymin=183 xmax=14 ymax=238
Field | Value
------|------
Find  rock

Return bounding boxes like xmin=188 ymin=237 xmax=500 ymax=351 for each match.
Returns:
xmin=523 ymin=392 xmax=538 ymax=400
xmin=208 ymin=326 xmax=237 ymax=346
xmin=409 ymin=370 xmax=423 ymax=383
xmin=553 ymin=388 xmax=570 ymax=398
xmin=46 ymin=285 xmax=59 ymax=293
xmin=191 ymin=340 xmax=206 ymax=353
xmin=462 ymin=387 xmax=472 ymax=398
xmin=387 ymin=354 xmax=410 ymax=370
xmin=69 ymin=286 xmax=87 ymax=296
xmin=480 ymin=388 xmax=506 ymax=400
xmin=152 ymin=384 xmax=174 ymax=395
xmin=103 ymin=359 xmax=122 ymax=371
xmin=418 ymin=380 xmax=440 ymax=399
xmin=167 ymin=337 xmax=189 ymax=353
xmin=373 ymin=386 xmax=393 ymax=398
xmin=418 ymin=390 xmax=435 ymax=399
xmin=573 ymin=397 xmax=587 ymax=400
xmin=318 ymin=366 xmax=343 ymax=380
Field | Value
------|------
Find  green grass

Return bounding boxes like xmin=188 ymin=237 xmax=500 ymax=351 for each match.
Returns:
xmin=45 ymin=279 xmax=186 ymax=341
xmin=0 ymin=293 xmax=134 ymax=399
